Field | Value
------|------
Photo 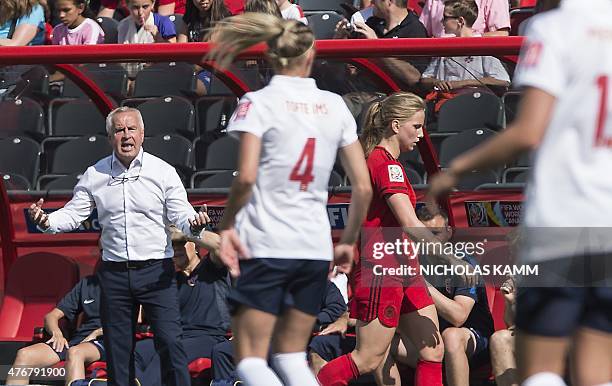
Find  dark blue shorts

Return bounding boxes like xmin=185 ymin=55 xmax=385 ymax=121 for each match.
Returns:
xmin=308 ymin=334 xmax=356 ymax=362
xmin=228 ymin=258 xmax=330 ymax=316
xmin=516 ymin=286 xmax=612 ymax=337
xmin=49 ymin=339 xmax=106 ymax=362
xmin=467 ymin=327 xmax=490 ymax=366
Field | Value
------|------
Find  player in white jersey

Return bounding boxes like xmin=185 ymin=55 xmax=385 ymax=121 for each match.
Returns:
xmin=427 ymin=1 xmax=612 ymax=386
xmin=206 ymin=12 xmax=372 ymax=386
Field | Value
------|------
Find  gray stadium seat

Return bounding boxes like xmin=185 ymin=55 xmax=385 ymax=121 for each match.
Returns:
xmin=437 ymin=91 xmax=504 ymax=132
xmin=49 ymin=99 xmax=107 ymax=136
xmin=47 ymin=135 xmax=111 ymax=174
xmin=0 ymin=136 xmax=41 ymax=186
xmin=0 ymin=97 xmax=45 ymax=140
xmin=439 ymin=128 xmax=497 ymax=167
xmin=306 ymin=12 xmax=344 ymax=40
xmin=133 ymin=62 xmax=197 ymax=98
xmin=136 ymin=96 xmax=195 ymax=138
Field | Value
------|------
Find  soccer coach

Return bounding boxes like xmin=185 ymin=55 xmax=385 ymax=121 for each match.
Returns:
xmin=28 ymin=106 xmax=209 ymax=386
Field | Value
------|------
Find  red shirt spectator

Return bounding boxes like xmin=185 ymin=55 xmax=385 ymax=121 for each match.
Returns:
xmin=224 ymin=0 xmax=244 ymax=14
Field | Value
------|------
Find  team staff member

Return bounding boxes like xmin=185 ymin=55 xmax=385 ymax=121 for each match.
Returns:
xmin=427 ymin=1 xmax=612 ymax=385
xmin=8 ymin=276 xmax=105 ymax=386
xmin=207 ymin=12 xmax=372 ymax=386
xmin=134 ymin=228 xmax=230 ymax=386
xmin=28 ymin=106 xmax=209 ymax=386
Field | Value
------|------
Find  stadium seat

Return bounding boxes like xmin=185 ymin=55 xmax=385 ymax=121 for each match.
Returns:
xmin=144 ymin=134 xmax=193 ymax=171
xmin=1 ymin=173 xmax=31 ymax=190
xmin=38 ymin=172 xmax=83 ymax=191
xmin=510 ymin=7 xmax=535 ymax=36
xmin=96 ymin=17 xmax=119 ymax=44
xmin=133 ymin=62 xmax=197 ymax=98
xmin=188 ymin=358 xmax=212 ymax=379
xmin=503 ymin=167 xmax=530 ymax=183
xmin=136 ymin=96 xmax=195 ymax=138
xmin=17 ymin=66 xmax=50 ymax=101
xmin=306 ymin=12 xmax=344 ymax=40
xmin=455 ymin=169 xmax=498 ymax=190
xmin=46 ymin=135 xmax=111 ymax=174
xmin=298 ymin=0 xmax=349 ymax=12
xmin=0 ymin=136 xmax=41 ymax=186
xmin=328 ymin=170 xmax=343 ymax=187
xmin=398 ymin=149 xmax=425 ymax=177
xmin=49 ymin=99 xmax=107 ymax=136
xmin=204 ymin=136 xmax=239 ymax=171
xmin=437 ymin=92 xmax=504 ymax=133
xmin=0 ymin=97 xmax=45 ymax=140
xmin=502 ymin=91 xmax=521 ymax=126
xmin=195 ymin=96 xmax=237 ymax=136
xmin=0 ymin=253 xmax=79 ymax=339
xmin=62 ymin=63 xmax=128 ymax=100
xmin=191 ymin=170 xmax=236 ymax=189
xmin=438 ymin=128 xmax=497 ymax=167
xmin=404 ymin=168 xmax=423 ymax=185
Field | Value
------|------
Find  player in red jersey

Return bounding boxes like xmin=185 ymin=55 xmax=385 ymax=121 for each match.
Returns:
xmin=318 ymin=92 xmax=473 ymax=386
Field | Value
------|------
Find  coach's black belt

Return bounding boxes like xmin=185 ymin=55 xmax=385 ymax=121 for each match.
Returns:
xmin=103 ymin=259 xmax=167 ymax=270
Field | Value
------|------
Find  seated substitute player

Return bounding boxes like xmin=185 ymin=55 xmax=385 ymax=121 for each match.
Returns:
xmin=209 ymin=274 xmax=349 ymax=386
xmin=372 ymin=207 xmax=494 ymax=386
xmin=7 ymin=275 xmax=105 ymax=386
xmin=133 ymin=227 xmax=231 ymax=386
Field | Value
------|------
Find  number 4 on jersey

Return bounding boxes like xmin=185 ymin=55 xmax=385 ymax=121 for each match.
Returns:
xmin=290 ymin=138 xmax=316 ymax=191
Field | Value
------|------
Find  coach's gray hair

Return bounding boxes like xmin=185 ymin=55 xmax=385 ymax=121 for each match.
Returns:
xmin=105 ymin=107 xmax=145 ymax=135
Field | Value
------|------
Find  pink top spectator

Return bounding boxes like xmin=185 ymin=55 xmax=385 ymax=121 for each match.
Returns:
xmin=419 ymin=0 xmax=510 ymax=37
xmin=52 ymin=18 xmax=105 ymax=45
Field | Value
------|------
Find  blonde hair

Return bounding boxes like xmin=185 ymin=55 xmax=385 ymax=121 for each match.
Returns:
xmin=360 ymin=92 xmax=425 ymax=157
xmin=206 ymin=12 xmax=315 ymax=70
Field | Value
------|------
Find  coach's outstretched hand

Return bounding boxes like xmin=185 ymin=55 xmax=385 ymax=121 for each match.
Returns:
xmin=332 ymin=243 xmax=354 ymax=278
xmin=29 ymin=198 xmax=50 ymax=230
xmin=218 ymin=227 xmax=250 ymax=278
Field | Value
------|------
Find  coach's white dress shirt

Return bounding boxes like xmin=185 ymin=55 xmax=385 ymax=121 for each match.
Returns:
xmin=47 ymin=149 xmax=197 ymax=262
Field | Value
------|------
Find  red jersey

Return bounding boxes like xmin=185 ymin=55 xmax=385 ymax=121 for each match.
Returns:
xmin=364 ymin=146 xmax=416 ymax=228
xmin=360 ymin=146 xmax=418 ymax=268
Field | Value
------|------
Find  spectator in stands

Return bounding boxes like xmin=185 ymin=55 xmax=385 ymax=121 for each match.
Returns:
xmin=209 ymin=274 xmax=349 ymax=385
xmin=51 ymin=0 xmax=105 ymax=45
xmin=178 ymin=0 xmax=230 ymax=42
xmin=28 ymin=106 xmax=209 ymax=386
xmin=99 ymin=0 xmax=181 ymax=18
xmin=275 ymin=0 xmax=307 ymax=24
xmin=420 ymin=0 xmax=510 ymax=37
xmin=490 ymin=276 xmax=518 ymax=386
xmin=244 ymin=0 xmax=281 ymax=17
xmin=7 ymin=275 xmax=106 ymax=386
xmin=118 ymin=0 xmax=177 ymax=44
xmin=419 ymin=0 xmax=511 ymax=93
xmin=178 ymin=0 xmax=231 ymax=95
xmin=336 ymin=0 xmax=429 ymax=88
xmin=134 ymin=227 xmax=231 ymax=386
xmin=0 ymin=0 xmax=46 ymax=46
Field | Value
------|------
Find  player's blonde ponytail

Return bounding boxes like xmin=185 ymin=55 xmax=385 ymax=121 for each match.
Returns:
xmin=206 ymin=12 xmax=315 ymax=70
xmin=360 ymin=92 xmax=425 ymax=157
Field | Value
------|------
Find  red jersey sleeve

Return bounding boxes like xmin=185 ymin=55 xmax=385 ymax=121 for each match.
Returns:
xmin=372 ymin=160 xmax=412 ymax=197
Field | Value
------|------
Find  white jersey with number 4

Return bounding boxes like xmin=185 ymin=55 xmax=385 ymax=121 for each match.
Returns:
xmin=515 ymin=0 xmax=612 ymax=261
xmin=227 ymin=75 xmax=357 ymax=261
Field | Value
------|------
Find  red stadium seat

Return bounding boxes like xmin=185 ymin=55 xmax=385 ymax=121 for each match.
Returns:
xmin=188 ymin=358 xmax=212 ymax=379
xmin=0 ymin=252 xmax=79 ymax=340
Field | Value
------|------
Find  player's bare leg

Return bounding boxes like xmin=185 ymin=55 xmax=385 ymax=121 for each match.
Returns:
xmin=490 ymin=329 xmax=518 ymax=386
xmin=570 ymin=327 xmax=612 ymax=386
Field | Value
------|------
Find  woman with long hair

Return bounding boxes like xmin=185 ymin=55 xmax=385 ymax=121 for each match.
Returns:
xmin=178 ymin=0 xmax=230 ymax=42
xmin=317 ymin=92 xmax=473 ymax=386
xmin=0 ymin=0 xmax=46 ymax=46
xmin=207 ymin=12 xmax=372 ymax=386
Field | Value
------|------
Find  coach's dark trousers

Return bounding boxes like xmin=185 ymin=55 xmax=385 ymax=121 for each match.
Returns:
xmin=98 ymin=259 xmax=190 ymax=386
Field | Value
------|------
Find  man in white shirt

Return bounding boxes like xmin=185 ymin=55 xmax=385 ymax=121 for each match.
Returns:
xmin=28 ymin=107 xmax=209 ymax=386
